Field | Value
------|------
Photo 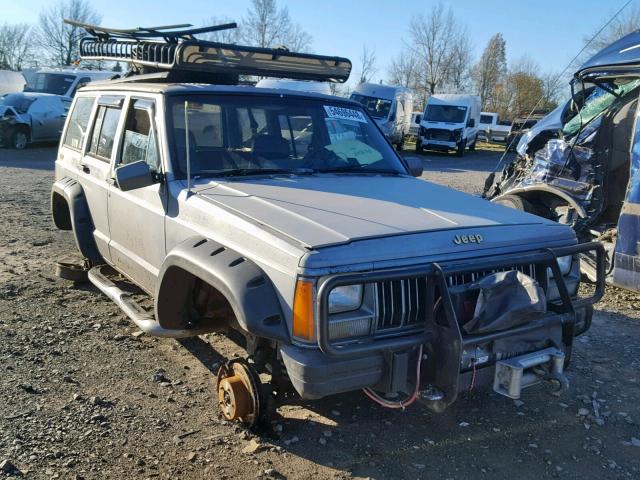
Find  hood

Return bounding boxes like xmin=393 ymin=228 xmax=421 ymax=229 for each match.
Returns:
xmin=576 ymin=30 xmax=640 ymax=80
xmin=196 ymin=175 xmax=560 ymax=249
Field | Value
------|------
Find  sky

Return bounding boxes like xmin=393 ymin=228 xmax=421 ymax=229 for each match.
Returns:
xmin=2 ymin=0 xmax=634 ymax=86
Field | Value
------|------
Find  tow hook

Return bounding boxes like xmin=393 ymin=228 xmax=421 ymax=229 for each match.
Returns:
xmin=493 ymin=347 xmax=567 ymax=399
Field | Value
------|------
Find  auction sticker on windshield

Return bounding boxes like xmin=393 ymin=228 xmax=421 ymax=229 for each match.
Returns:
xmin=324 ymin=105 xmax=367 ymax=123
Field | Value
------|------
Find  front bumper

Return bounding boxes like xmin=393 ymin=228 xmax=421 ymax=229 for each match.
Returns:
xmin=419 ymin=135 xmax=458 ymax=149
xmin=282 ymin=242 xmax=605 ymax=408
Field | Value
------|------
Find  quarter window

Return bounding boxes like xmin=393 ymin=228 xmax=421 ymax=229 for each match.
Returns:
xmin=88 ymin=105 xmax=121 ymax=160
xmin=63 ymin=96 xmax=94 ymax=150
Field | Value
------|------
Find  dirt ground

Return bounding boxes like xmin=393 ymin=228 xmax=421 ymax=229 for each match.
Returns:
xmin=1 ymin=143 xmax=639 ymax=480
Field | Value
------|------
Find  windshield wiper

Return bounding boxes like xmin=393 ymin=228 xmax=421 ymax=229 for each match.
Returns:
xmin=315 ymin=166 xmax=402 ymax=175
xmin=199 ymin=167 xmax=315 ymax=177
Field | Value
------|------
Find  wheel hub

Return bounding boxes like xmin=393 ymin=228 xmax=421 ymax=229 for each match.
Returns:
xmin=216 ymin=359 xmax=262 ymax=426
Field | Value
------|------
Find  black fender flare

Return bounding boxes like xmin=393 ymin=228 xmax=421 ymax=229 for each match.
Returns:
xmin=155 ymin=236 xmax=289 ymax=343
xmin=51 ymin=177 xmax=102 ymax=263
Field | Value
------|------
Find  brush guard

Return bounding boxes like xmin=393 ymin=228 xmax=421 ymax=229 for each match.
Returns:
xmin=317 ymin=242 xmax=605 ymax=411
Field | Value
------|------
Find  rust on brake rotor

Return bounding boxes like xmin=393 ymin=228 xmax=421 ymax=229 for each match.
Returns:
xmin=216 ymin=360 xmax=261 ymax=426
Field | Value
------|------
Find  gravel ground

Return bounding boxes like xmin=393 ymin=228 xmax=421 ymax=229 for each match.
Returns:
xmin=1 ymin=143 xmax=639 ymax=480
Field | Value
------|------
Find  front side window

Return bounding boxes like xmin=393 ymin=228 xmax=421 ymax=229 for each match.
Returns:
xmin=88 ymin=105 xmax=121 ymax=160
xmin=63 ymin=96 xmax=95 ymax=150
xmin=120 ymin=100 xmax=159 ymax=170
xmin=168 ymin=95 xmax=406 ymax=178
xmin=424 ymin=105 xmax=467 ymax=123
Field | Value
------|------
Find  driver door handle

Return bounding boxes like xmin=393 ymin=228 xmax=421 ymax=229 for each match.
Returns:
xmin=81 ymin=164 xmax=90 ymax=174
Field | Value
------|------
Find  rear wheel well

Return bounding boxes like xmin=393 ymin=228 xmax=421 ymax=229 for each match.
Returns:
xmin=51 ymin=192 xmax=72 ymax=230
xmin=156 ymin=266 xmax=236 ymax=332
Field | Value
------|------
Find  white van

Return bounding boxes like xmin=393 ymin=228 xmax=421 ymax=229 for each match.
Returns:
xmin=0 ymin=70 xmax=26 ymax=96
xmin=416 ymin=94 xmax=481 ymax=156
xmin=24 ymin=69 xmax=116 ymax=98
xmin=350 ymin=83 xmax=414 ymax=149
xmin=256 ymin=78 xmax=332 ymax=95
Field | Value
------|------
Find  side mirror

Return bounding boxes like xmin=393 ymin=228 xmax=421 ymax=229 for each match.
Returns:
xmin=414 ymin=114 xmax=422 ymax=124
xmin=404 ymin=156 xmax=423 ymax=177
xmin=114 ymin=160 xmax=155 ymax=191
xmin=467 ymin=118 xmax=475 ymax=128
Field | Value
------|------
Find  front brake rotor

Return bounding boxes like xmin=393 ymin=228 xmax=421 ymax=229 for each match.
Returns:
xmin=216 ymin=359 xmax=263 ymax=426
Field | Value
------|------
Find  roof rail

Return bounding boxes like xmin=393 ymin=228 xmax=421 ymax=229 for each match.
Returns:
xmin=66 ymin=20 xmax=352 ymax=84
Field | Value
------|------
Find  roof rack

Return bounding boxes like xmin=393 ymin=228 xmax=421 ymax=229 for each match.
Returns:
xmin=66 ymin=20 xmax=352 ymax=84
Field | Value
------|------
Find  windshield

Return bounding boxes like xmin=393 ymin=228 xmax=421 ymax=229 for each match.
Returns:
xmin=480 ymin=114 xmax=493 ymax=124
xmin=168 ymin=95 xmax=407 ymax=178
xmin=563 ymin=79 xmax=640 ymax=136
xmin=26 ymin=73 xmax=75 ymax=96
xmin=349 ymin=93 xmax=392 ymax=119
xmin=0 ymin=94 xmax=35 ymax=114
xmin=424 ymin=104 xmax=467 ymax=123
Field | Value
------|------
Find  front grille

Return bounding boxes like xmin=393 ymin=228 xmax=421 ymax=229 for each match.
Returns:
xmin=375 ymin=278 xmax=428 ymax=331
xmin=426 ymin=128 xmax=454 ymax=141
xmin=373 ymin=263 xmax=538 ymax=334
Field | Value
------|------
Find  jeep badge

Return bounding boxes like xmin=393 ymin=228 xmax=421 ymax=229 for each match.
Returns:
xmin=453 ymin=234 xmax=483 ymax=245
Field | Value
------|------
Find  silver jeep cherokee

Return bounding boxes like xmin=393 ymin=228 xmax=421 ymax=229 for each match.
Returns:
xmin=51 ymin=21 xmax=604 ymax=425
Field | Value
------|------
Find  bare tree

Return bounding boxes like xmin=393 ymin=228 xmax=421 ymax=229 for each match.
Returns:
xmin=408 ymin=3 xmax=459 ymax=100
xmin=444 ymin=27 xmax=473 ymax=92
xmin=472 ymin=33 xmax=507 ymax=109
xmin=358 ymin=45 xmax=377 ymax=84
xmin=201 ymin=16 xmax=241 ymax=44
xmin=584 ymin=5 xmax=640 ymax=56
xmin=37 ymin=0 xmax=101 ymax=67
xmin=387 ymin=51 xmax=417 ymax=88
xmin=242 ymin=0 xmax=312 ymax=52
xmin=0 ymin=23 xmax=33 ymax=70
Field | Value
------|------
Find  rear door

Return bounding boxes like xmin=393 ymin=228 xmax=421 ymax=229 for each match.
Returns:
xmin=79 ymin=95 xmax=125 ymax=260
xmin=107 ymin=96 xmax=166 ymax=293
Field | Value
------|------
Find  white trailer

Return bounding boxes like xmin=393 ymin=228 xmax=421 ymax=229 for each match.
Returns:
xmin=350 ymin=83 xmax=414 ymax=149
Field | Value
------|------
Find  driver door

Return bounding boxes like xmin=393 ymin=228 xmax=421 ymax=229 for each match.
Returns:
xmin=107 ymin=96 xmax=166 ymax=294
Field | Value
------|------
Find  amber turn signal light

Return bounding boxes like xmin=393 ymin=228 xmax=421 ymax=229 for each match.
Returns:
xmin=292 ymin=279 xmax=315 ymax=341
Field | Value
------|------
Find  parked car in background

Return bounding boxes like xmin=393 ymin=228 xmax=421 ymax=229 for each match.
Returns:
xmin=478 ymin=112 xmax=511 ymax=142
xmin=505 ymin=115 xmax=546 ymax=151
xmin=0 ymin=92 xmax=71 ymax=149
xmin=350 ymin=83 xmax=414 ymax=149
xmin=0 ymin=70 xmax=26 ymax=96
xmin=408 ymin=111 xmax=422 ymax=138
xmin=416 ymin=94 xmax=481 ymax=156
xmin=24 ymin=69 xmax=116 ymax=98
xmin=485 ymin=30 xmax=640 ymax=292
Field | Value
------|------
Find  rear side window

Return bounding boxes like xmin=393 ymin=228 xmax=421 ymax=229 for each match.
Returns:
xmin=63 ymin=97 xmax=94 ymax=150
xmin=88 ymin=105 xmax=122 ymax=160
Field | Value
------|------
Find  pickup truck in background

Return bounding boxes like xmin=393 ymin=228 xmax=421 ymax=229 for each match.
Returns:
xmin=478 ymin=112 xmax=511 ymax=142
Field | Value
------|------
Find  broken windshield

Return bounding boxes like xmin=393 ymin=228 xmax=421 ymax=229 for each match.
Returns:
xmin=563 ymin=79 xmax=640 ymax=136
xmin=424 ymin=105 xmax=467 ymax=123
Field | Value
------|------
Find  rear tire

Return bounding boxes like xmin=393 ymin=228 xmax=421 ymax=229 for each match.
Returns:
xmin=468 ymin=138 xmax=476 ymax=151
xmin=415 ymin=140 xmax=423 ymax=154
xmin=396 ymin=135 xmax=405 ymax=151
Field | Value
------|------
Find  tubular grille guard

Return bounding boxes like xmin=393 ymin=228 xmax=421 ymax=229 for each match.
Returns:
xmin=78 ymin=37 xmax=352 ymax=83
xmin=316 ymin=242 xmax=605 ymax=358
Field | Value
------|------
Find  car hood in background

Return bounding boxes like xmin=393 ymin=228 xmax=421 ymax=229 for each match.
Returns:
xmin=197 ymin=175 xmax=564 ymax=249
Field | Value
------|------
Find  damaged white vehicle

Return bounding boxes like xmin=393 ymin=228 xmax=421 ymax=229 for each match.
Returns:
xmin=52 ymin=21 xmax=604 ymax=426
xmin=0 ymin=92 xmax=71 ymax=149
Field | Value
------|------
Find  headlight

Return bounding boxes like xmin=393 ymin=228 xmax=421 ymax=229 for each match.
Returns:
xmin=328 ymin=284 xmax=363 ymax=314
xmin=453 ymin=128 xmax=463 ymax=139
xmin=548 ymin=255 xmax=573 ymax=278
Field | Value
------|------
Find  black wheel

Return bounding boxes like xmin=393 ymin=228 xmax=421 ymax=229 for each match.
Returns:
xmin=415 ymin=140 xmax=423 ymax=154
xmin=456 ymin=140 xmax=466 ymax=157
xmin=396 ymin=135 xmax=405 ymax=151
xmin=11 ymin=128 xmax=29 ymax=150
xmin=493 ymin=194 xmax=533 ymax=212
xmin=216 ymin=358 xmax=265 ymax=427
xmin=55 ymin=260 xmax=90 ymax=282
